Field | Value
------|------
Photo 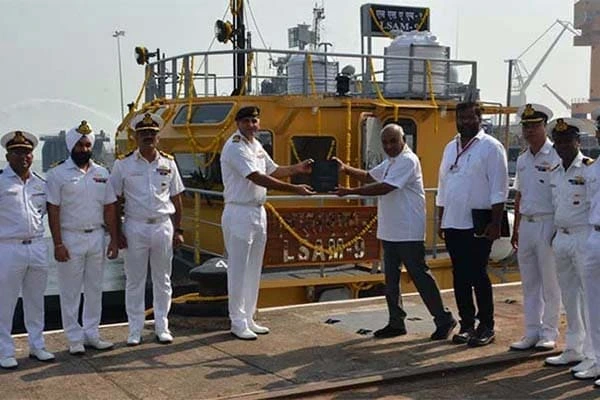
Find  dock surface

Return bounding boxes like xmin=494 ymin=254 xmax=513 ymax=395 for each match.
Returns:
xmin=1 ymin=283 xmax=597 ymax=399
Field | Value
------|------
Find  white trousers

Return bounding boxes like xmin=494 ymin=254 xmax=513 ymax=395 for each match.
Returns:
xmin=56 ymin=229 xmax=105 ymax=344
xmin=516 ymin=219 xmax=560 ymax=340
xmin=123 ymin=219 xmax=173 ymax=335
xmin=582 ymin=229 xmax=600 ymax=362
xmin=0 ymin=240 xmax=48 ymax=358
xmin=222 ymin=204 xmax=266 ymax=330
xmin=553 ymin=228 xmax=594 ymax=358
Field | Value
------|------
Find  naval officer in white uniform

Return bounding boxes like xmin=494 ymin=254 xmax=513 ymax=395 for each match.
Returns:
xmin=582 ymin=108 xmax=600 ymax=386
xmin=0 ymin=130 xmax=55 ymax=370
xmin=110 ymin=113 xmax=185 ymax=346
xmin=221 ymin=106 xmax=315 ymax=340
xmin=509 ymin=104 xmax=561 ymax=352
xmin=46 ymin=121 xmax=119 ymax=355
xmin=546 ymin=118 xmax=596 ymax=377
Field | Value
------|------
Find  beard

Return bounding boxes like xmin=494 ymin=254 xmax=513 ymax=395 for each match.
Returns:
xmin=71 ymin=151 xmax=92 ymax=166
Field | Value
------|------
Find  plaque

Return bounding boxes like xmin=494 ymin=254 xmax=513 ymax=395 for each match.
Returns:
xmin=310 ymin=160 xmax=338 ymax=193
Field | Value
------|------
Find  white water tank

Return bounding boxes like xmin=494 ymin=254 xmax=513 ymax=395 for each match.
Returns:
xmin=384 ymin=31 xmax=450 ymax=98
xmin=287 ymin=54 xmax=338 ymax=94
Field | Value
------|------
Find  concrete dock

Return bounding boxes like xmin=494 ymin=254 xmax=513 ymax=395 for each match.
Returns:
xmin=1 ymin=283 xmax=597 ymax=399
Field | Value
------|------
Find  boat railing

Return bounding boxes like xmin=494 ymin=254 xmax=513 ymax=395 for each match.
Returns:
xmin=142 ymin=48 xmax=477 ymax=103
xmin=181 ymin=186 xmax=445 ymax=265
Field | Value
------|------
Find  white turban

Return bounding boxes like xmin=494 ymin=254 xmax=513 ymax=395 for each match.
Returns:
xmin=66 ymin=120 xmax=95 ymax=153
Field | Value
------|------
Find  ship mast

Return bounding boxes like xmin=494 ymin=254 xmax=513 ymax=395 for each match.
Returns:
xmin=232 ymin=0 xmax=246 ymax=94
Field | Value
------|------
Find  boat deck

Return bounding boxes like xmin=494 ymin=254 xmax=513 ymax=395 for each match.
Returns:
xmin=2 ymin=283 xmax=591 ymax=399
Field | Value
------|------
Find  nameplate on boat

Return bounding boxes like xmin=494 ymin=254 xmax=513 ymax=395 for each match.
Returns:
xmin=361 ymin=4 xmax=430 ymax=36
xmin=264 ymin=206 xmax=380 ymax=267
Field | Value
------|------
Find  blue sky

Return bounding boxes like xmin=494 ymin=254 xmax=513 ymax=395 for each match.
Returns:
xmin=0 ymin=0 xmax=588 ymax=138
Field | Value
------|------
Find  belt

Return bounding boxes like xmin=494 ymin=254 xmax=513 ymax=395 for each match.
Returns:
xmin=520 ymin=213 xmax=553 ymax=223
xmin=225 ymin=202 xmax=263 ymax=208
xmin=127 ymin=215 xmax=171 ymax=224
xmin=556 ymin=225 xmax=589 ymax=235
xmin=0 ymin=238 xmax=41 ymax=245
xmin=63 ymin=227 xmax=103 ymax=233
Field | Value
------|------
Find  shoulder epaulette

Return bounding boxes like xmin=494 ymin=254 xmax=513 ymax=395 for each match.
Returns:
xmin=550 ymin=163 xmax=560 ymax=171
xmin=91 ymin=159 xmax=105 ymax=167
xmin=50 ymin=159 xmax=66 ymax=168
xmin=118 ymin=150 xmax=135 ymax=160
xmin=519 ymin=148 xmax=528 ymax=155
xmin=32 ymin=171 xmax=46 ymax=182
xmin=232 ymin=135 xmax=241 ymax=143
xmin=583 ymin=157 xmax=595 ymax=166
xmin=159 ymin=150 xmax=174 ymax=160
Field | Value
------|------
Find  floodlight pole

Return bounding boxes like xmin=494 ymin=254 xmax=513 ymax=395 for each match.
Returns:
xmin=113 ymin=30 xmax=126 ymax=119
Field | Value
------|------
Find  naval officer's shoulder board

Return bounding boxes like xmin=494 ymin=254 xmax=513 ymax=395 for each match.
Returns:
xmin=32 ymin=171 xmax=46 ymax=182
xmin=159 ymin=150 xmax=174 ymax=160
xmin=583 ymin=157 xmax=595 ymax=166
xmin=550 ymin=163 xmax=561 ymax=172
xmin=232 ymin=135 xmax=241 ymax=143
xmin=117 ymin=150 xmax=135 ymax=160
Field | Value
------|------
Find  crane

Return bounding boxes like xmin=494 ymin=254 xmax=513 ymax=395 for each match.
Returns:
xmin=542 ymin=83 xmax=571 ymax=111
xmin=506 ymin=19 xmax=580 ymax=107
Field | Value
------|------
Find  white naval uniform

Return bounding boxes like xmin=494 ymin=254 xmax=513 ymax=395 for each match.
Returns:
xmin=582 ymin=158 xmax=600 ymax=364
xmin=0 ymin=166 xmax=48 ymax=358
xmin=220 ymin=131 xmax=278 ymax=331
xmin=550 ymin=152 xmax=593 ymax=358
xmin=110 ymin=150 xmax=184 ymax=336
xmin=513 ymin=140 xmax=561 ymax=341
xmin=46 ymin=158 xmax=116 ymax=344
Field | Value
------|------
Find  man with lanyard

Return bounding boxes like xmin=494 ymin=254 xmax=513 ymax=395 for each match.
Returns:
xmin=0 ymin=131 xmax=55 ymax=369
xmin=110 ymin=113 xmax=185 ymax=346
xmin=546 ymin=118 xmax=596 ymax=379
xmin=436 ymin=102 xmax=508 ymax=347
xmin=221 ymin=106 xmax=314 ymax=340
xmin=509 ymin=104 xmax=561 ymax=353
xmin=582 ymin=108 xmax=600 ymax=387
xmin=333 ymin=124 xmax=456 ymax=340
xmin=46 ymin=121 xmax=119 ymax=355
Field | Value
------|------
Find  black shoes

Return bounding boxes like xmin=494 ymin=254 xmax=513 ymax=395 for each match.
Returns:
xmin=467 ymin=326 xmax=495 ymax=347
xmin=452 ymin=326 xmax=475 ymax=344
xmin=373 ymin=324 xmax=407 ymax=338
xmin=430 ymin=319 xmax=458 ymax=341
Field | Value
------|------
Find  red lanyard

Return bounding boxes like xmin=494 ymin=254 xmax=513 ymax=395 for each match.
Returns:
xmin=452 ymin=136 xmax=478 ymax=169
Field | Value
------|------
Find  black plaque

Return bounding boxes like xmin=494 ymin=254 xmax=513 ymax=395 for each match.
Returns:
xmin=360 ymin=4 xmax=430 ymax=37
xmin=310 ymin=160 xmax=339 ymax=193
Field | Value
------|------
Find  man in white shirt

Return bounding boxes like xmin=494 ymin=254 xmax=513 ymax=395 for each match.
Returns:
xmin=110 ymin=113 xmax=185 ymax=346
xmin=333 ymin=124 xmax=456 ymax=340
xmin=509 ymin=104 xmax=561 ymax=353
xmin=582 ymin=108 xmax=600 ymax=387
xmin=220 ymin=106 xmax=314 ymax=340
xmin=546 ymin=118 xmax=596 ymax=379
xmin=436 ymin=102 xmax=509 ymax=347
xmin=46 ymin=121 xmax=119 ymax=355
xmin=0 ymin=131 xmax=55 ymax=369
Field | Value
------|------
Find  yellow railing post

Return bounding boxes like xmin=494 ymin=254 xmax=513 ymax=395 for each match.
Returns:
xmin=194 ymin=192 xmax=201 ymax=264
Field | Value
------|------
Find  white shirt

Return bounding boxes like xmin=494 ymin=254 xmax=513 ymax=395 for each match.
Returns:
xmin=550 ymin=151 xmax=591 ymax=229
xmin=436 ymin=129 xmax=509 ymax=229
xmin=221 ymin=131 xmax=278 ymax=205
xmin=110 ymin=150 xmax=185 ymax=220
xmin=584 ymin=158 xmax=600 ymax=226
xmin=369 ymin=145 xmax=425 ymax=241
xmin=0 ymin=166 xmax=46 ymax=240
xmin=514 ymin=140 xmax=560 ymax=215
xmin=46 ymin=158 xmax=116 ymax=231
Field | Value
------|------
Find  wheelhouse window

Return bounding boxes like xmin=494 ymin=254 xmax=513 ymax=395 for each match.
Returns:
xmin=174 ymin=152 xmax=222 ymax=189
xmin=172 ymin=103 xmax=234 ymax=125
xmin=290 ymin=136 xmax=336 ymax=184
xmin=256 ymin=130 xmax=274 ymax=158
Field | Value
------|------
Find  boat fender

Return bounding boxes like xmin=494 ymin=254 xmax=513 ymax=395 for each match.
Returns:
xmin=189 ymin=257 xmax=229 ymax=297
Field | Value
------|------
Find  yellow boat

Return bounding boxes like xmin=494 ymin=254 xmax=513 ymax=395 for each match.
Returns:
xmin=114 ymin=1 xmax=519 ymax=310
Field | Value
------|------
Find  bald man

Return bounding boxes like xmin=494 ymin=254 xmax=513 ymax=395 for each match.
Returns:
xmin=334 ymin=124 xmax=456 ymax=340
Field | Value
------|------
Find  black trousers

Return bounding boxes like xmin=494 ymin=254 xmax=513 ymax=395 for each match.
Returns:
xmin=382 ymin=240 xmax=453 ymax=328
xmin=443 ymin=229 xmax=494 ymax=329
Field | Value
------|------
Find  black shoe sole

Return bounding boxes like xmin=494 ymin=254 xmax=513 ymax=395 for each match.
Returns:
xmin=431 ymin=320 xmax=458 ymax=341
xmin=467 ymin=337 xmax=495 ymax=347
